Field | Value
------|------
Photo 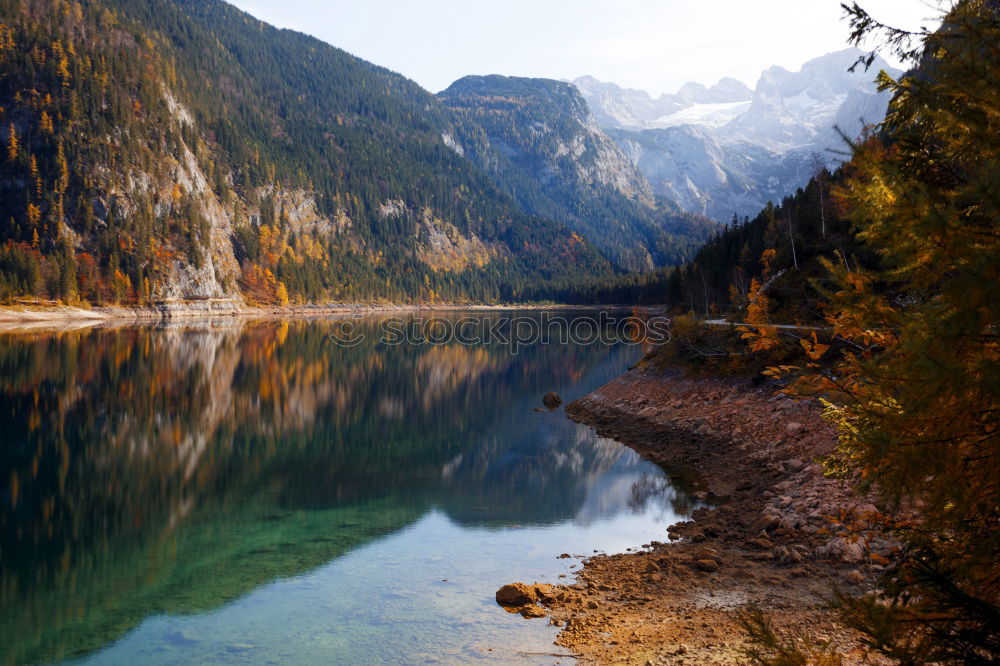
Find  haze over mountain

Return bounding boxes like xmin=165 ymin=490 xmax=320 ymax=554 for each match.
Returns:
xmin=574 ymin=49 xmax=902 ymax=221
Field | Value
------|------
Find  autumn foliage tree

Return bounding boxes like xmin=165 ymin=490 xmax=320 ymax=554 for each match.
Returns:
xmin=747 ymin=2 xmax=1000 ymax=663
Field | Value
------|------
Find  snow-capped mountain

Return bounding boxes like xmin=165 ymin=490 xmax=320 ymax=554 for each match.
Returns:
xmin=606 ymin=126 xmax=816 ymax=224
xmin=574 ymin=48 xmax=902 ymax=221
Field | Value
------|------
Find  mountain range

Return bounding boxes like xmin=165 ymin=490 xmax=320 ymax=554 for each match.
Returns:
xmin=0 ymin=0 xmax=895 ymax=306
xmin=0 ymin=0 xmax=713 ymax=306
xmin=573 ymin=49 xmax=901 ymax=221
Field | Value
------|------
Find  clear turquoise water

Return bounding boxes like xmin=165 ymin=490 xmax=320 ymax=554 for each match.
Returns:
xmin=0 ymin=312 xmax=695 ymax=665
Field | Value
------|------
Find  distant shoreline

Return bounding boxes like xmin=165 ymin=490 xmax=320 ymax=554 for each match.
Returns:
xmin=0 ymin=302 xmax=653 ymax=333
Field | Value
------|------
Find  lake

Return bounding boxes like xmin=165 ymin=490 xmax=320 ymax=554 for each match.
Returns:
xmin=0 ymin=311 xmax=695 ymax=665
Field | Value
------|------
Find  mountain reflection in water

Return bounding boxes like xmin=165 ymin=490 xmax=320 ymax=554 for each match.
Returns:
xmin=0 ymin=312 xmax=696 ymax=665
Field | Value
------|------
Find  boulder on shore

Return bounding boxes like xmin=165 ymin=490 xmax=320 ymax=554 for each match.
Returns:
xmin=496 ymin=582 xmax=538 ymax=607
xmin=543 ymin=391 xmax=563 ymax=410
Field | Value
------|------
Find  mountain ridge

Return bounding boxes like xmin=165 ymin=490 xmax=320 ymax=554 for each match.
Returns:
xmin=573 ymin=48 xmax=901 ymax=221
xmin=438 ymin=74 xmax=715 ymax=271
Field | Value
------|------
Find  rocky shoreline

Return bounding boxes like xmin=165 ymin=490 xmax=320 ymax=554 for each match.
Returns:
xmin=499 ymin=367 xmax=898 ymax=665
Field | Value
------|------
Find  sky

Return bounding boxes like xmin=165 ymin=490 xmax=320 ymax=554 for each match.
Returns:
xmin=225 ymin=0 xmax=943 ymax=97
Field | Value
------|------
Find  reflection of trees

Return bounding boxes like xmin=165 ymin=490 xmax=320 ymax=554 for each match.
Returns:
xmin=626 ymin=473 xmax=697 ymax=518
xmin=433 ymin=344 xmax=695 ymax=527
xmin=437 ymin=409 xmax=697 ymax=528
xmin=0 ymin=314 xmax=659 ymax=664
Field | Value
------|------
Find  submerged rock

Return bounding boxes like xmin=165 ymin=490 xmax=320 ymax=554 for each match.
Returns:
xmin=542 ymin=391 xmax=563 ymax=410
xmin=164 ymin=629 xmax=201 ymax=646
xmin=226 ymin=643 xmax=254 ymax=653
xmin=519 ymin=604 xmax=547 ymax=619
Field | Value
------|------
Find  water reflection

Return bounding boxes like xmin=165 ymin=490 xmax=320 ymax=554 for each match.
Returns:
xmin=0 ymin=313 xmax=693 ymax=664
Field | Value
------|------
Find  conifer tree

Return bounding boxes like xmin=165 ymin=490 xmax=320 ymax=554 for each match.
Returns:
xmin=6 ymin=123 xmax=16 ymax=161
xmin=748 ymin=2 xmax=1000 ymax=663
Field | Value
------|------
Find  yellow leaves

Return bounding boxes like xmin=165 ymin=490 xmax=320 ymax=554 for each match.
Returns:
xmin=0 ymin=24 xmax=14 ymax=52
xmin=292 ymin=234 xmax=327 ymax=265
xmin=258 ymin=375 xmax=274 ymax=400
xmin=52 ymin=194 xmax=64 ymax=230
xmin=745 ymin=278 xmax=770 ymax=326
xmin=762 ymin=364 xmax=800 ymax=379
xmin=240 ymin=263 xmax=289 ymax=306
xmin=741 ymin=328 xmax=779 ymax=352
xmin=740 ymin=276 xmax=780 ymax=351
xmin=800 ymin=332 xmax=830 ymax=361
xmin=29 ymin=155 xmax=41 ymax=199
xmin=869 ymin=173 xmax=898 ymax=211
xmin=760 ymin=248 xmax=777 ymax=277
xmin=27 ymin=203 xmax=41 ymax=227
xmin=52 ymin=40 xmax=71 ymax=87
xmin=31 ymin=44 xmax=47 ymax=67
xmin=844 ymin=271 xmax=868 ymax=292
xmin=56 ymin=139 xmax=69 ymax=193
xmin=6 ymin=123 xmax=17 ymax=161
xmin=110 ymin=268 xmax=133 ymax=303
xmin=257 ymin=224 xmax=289 ymax=269
xmin=40 ymin=110 xmax=54 ymax=134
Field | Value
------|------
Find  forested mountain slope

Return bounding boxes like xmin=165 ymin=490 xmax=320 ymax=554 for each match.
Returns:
xmin=0 ymin=0 xmax=634 ymax=305
xmin=662 ymin=167 xmax=873 ymax=319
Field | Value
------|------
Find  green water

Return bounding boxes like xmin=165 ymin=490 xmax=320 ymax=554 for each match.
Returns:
xmin=0 ymin=312 xmax=696 ymax=665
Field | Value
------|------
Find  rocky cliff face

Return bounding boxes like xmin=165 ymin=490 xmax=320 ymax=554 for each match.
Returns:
xmin=574 ymin=48 xmax=901 ymax=221
xmin=86 ymin=89 xmax=360 ymax=304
